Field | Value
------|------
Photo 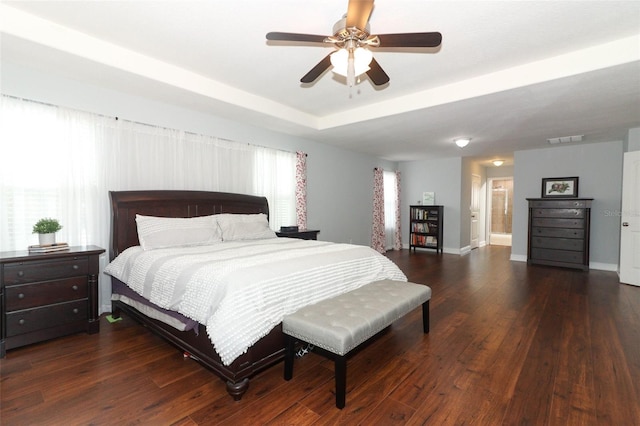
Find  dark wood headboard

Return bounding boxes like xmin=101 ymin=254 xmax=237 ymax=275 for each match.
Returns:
xmin=109 ymin=190 xmax=270 ymax=260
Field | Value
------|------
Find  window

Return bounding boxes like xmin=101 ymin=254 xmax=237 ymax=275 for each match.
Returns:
xmin=383 ymin=170 xmax=398 ymax=250
xmin=1 ymin=96 xmax=296 ymax=252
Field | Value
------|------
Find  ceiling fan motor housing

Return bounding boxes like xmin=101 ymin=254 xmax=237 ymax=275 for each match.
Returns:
xmin=333 ymin=17 xmax=370 ymax=41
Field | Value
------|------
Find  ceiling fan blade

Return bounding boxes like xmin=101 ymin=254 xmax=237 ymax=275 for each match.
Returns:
xmin=366 ymin=57 xmax=389 ymax=86
xmin=266 ymin=32 xmax=328 ymax=43
xmin=346 ymin=0 xmax=374 ymax=31
xmin=377 ymin=32 xmax=442 ymax=48
xmin=301 ymin=54 xmax=333 ymax=83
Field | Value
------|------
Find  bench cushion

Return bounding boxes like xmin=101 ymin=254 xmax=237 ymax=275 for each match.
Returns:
xmin=282 ymin=279 xmax=431 ymax=356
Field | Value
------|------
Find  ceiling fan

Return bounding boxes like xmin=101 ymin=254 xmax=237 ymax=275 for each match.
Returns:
xmin=266 ymin=0 xmax=442 ymax=87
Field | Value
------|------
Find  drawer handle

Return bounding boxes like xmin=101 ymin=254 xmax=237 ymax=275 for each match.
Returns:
xmin=19 ymin=319 xmax=25 ymax=325
xmin=72 ymin=264 xmax=79 ymax=270
xmin=72 ymin=285 xmax=79 ymax=291
xmin=18 ymin=293 xmax=25 ymax=299
xmin=73 ymin=308 xmax=79 ymax=314
xmin=17 ymin=271 xmax=24 ymax=277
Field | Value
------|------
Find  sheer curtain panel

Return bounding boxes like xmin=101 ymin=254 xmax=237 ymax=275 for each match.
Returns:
xmin=0 ymin=95 xmax=296 ymax=313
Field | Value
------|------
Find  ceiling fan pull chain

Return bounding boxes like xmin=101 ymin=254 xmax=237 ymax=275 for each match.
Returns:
xmin=347 ymin=50 xmax=356 ymax=87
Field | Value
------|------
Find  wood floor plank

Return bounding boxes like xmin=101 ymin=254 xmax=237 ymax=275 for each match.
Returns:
xmin=1 ymin=246 xmax=638 ymax=425
xmin=548 ymin=274 xmax=598 ymax=425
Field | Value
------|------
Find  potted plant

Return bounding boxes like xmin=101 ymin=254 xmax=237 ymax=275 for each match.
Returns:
xmin=32 ymin=218 xmax=63 ymax=245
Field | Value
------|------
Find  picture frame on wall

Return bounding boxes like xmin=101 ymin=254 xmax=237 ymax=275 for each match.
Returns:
xmin=422 ymin=192 xmax=435 ymax=205
xmin=541 ymin=176 xmax=579 ymax=198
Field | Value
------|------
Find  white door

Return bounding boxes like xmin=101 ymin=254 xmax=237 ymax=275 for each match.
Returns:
xmin=619 ymin=150 xmax=640 ymax=286
xmin=470 ymin=174 xmax=481 ymax=249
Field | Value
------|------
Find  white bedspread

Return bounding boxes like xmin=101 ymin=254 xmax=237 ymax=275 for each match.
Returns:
xmin=104 ymin=238 xmax=407 ymax=365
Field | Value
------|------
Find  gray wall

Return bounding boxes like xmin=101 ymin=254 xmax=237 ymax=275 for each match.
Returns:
xmin=629 ymin=127 xmax=640 ymax=151
xmin=2 ymin=61 xmax=396 ymax=246
xmin=399 ymin=157 xmax=463 ymax=253
xmin=512 ymin=140 xmax=624 ymax=270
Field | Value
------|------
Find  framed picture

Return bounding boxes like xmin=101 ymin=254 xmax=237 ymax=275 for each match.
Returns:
xmin=422 ymin=192 xmax=435 ymax=205
xmin=541 ymin=176 xmax=579 ymax=198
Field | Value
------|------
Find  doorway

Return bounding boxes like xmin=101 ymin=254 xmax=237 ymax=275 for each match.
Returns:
xmin=488 ymin=178 xmax=513 ymax=246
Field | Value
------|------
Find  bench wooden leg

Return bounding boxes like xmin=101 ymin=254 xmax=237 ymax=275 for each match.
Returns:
xmin=284 ymin=335 xmax=295 ymax=381
xmin=335 ymin=354 xmax=347 ymax=409
xmin=422 ymin=300 xmax=430 ymax=333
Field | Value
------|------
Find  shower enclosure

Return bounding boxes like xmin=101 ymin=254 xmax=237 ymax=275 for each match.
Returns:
xmin=489 ymin=178 xmax=513 ymax=246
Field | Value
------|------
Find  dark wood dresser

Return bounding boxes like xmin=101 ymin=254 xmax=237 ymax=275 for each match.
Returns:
xmin=0 ymin=245 xmax=104 ymax=357
xmin=526 ymin=198 xmax=593 ymax=271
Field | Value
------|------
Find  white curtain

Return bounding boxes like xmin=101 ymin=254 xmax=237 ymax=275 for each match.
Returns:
xmin=0 ymin=95 xmax=296 ymax=312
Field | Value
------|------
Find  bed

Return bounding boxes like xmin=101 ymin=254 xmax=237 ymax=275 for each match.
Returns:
xmin=106 ymin=190 xmax=406 ymax=400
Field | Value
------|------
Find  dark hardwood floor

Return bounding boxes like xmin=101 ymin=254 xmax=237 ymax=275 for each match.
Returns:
xmin=2 ymin=246 xmax=639 ymax=425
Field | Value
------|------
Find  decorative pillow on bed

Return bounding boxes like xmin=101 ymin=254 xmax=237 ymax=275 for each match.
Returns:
xmin=216 ymin=213 xmax=277 ymax=241
xmin=135 ymin=214 xmax=222 ymax=250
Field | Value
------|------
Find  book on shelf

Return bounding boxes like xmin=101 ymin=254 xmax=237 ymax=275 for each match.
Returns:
xmin=28 ymin=242 xmax=70 ymax=253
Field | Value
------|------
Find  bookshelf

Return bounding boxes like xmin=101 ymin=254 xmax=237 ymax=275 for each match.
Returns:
xmin=409 ymin=205 xmax=443 ymax=254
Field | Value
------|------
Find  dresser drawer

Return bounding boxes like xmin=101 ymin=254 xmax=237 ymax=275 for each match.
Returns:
xmin=5 ymin=300 xmax=88 ymax=337
xmin=529 ymin=199 xmax=589 ymax=209
xmin=531 ymin=237 xmax=584 ymax=251
xmin=530 ymin=227 xmax=584 ymax=239
xmin=5 ymin=277 xmax=88 ymax=311
xmin=3 ymin=257 xmax=89 ymax=284
xmin=531 ymin=248 xmax=584 ymax=264
xmin=532 ymin=218 xmax=584 ymax=229
xmin=531 ymin=208 xmax=584 ymax=218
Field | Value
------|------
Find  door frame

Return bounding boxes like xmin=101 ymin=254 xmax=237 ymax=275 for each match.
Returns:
xmin=487 ymin=176 xmax=514 ymax=246
xmin=470 ymin=174 xmax=481 ymax=249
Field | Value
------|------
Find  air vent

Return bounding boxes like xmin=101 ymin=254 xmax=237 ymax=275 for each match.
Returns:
xmin=547 ymin=135 xmax=584 ymax=144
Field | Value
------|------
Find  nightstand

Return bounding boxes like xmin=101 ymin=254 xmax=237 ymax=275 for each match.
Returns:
xmin=0 ymin=245 xmax=105 ymax=357
xmin=276 ymin=229 xmax=320 ymax=240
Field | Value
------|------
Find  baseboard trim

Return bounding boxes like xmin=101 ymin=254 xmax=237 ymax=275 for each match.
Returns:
xmin=589 ymin=262 xmax=618 ymax=272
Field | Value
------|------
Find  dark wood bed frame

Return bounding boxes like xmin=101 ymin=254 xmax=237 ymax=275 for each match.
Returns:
xmin=108 ymin=190 xmax=286 ymax=400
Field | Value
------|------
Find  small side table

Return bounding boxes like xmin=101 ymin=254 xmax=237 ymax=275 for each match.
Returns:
xmin=0 ymin=245 xmax=105 ymax=357
xmin=276 ymin=229 xmax=320 ymax=240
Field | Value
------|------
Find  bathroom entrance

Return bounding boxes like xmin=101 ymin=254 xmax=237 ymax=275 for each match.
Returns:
xmin=488 ymin=178 xmax=513 ymax=246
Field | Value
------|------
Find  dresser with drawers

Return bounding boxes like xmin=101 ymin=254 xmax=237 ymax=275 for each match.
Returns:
xmin=526 ymin=198 xmax=593 ymax=271
xmin=0 ymin=245 xmax=104 ymax=357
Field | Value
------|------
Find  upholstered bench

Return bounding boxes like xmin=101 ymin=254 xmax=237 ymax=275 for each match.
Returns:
xmin=282 ymin=279 xmax=432 ymax=409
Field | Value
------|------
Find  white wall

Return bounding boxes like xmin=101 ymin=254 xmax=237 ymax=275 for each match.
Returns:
xmin=512 ymin=140 xmax=624 ymax=270
xmin=629 ymin=127 xmax=640 ymax=151
xmin=399 ymin=157 xmax=463 ymax=253
xmin=2 ymin=62 xmax=396 ymax=247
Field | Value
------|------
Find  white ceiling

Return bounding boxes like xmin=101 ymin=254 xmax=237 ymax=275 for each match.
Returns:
xmin=1 ymin=1 xmax=639 ymax=166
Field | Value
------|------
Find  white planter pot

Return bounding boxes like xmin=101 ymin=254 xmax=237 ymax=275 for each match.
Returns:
xmin=38 ymin=233 xmax=56 ymax=246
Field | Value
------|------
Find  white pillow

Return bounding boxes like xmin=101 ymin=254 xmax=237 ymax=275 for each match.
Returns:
xmin=135 ymin=214 xmax=222 ymax=250
xmin=216 ymin=213 xmax=277 ymax=241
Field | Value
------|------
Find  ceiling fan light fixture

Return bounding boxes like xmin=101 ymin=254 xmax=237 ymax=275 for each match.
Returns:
xmin=330 ymin=47 xmax=372 ymax=78
xmin=455 ymin=138 xmax=470 ymax=148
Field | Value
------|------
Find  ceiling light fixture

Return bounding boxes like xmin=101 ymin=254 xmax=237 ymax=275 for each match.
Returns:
xmin=455 ymin=138 xmax=470 ymax=148
xmin=492 ymin=160 xmax=504 ymax=167
xmin=330 ymin=45 xmax=373 ymax=87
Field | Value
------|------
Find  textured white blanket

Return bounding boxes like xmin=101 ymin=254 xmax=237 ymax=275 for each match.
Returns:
xmin=104 ymin=238 xmax=407 ymax=365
